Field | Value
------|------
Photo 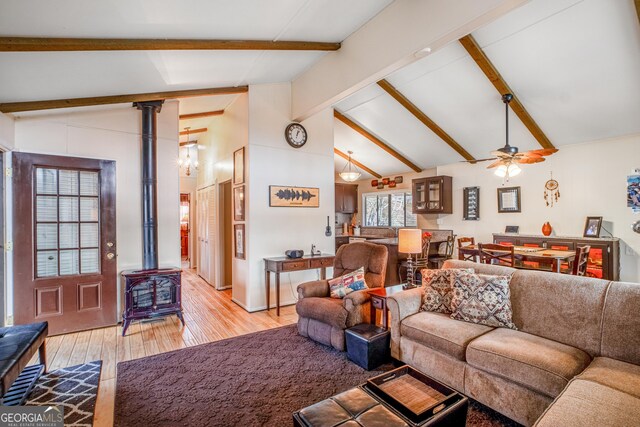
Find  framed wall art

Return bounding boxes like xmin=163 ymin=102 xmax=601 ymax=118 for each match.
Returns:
xmin=269 ymin=185 xmax=319 ymax=208
xmin=583 ymin=216 xmax=603 ymax=238
xmin=497 ymin=187 xmax=521 ymax=213
xmin=233 ymin=185 xmax=245 ymax=221
xmin=233 ymin=147 xmax=245 ymax=185
xmin=234 ymin=224 xmax=245 ymax=259
xmin=463 ymin=186 xmax=480 ymax=220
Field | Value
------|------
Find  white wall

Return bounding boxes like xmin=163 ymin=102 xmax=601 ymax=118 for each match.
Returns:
xmin=247 ymin=83 xmax=336 ymax=311
xmin=0 ymin=113 xmax=15 ymax=150
xmin=435 ymin=133 xmax=640 ymax=283
xmin=10 ymin=102 xmax=181 ymax=315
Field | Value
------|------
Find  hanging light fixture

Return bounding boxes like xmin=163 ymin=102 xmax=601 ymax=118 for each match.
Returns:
xmin=339 ymin=150 xmax=361 ymax=182
xmin=179 ymin=127 xmax=199 ymax=176
xmin=493 ymin=94 xmax=522 ymax=180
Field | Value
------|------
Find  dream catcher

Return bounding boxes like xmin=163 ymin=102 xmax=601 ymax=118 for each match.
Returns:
xmin=544 ymin=172 xmax=560 ymax=207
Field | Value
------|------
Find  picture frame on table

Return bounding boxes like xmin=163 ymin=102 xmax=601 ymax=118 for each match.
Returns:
xmin=233 ymin=147 xmax=245 ymax=185
xmin=497 ymin=187 xmax=521 ymax=213
xmin=234 ymin=224 xmax=245 ymax=259
xmin=583 ymin=216 xmax=603 ymax=238
xmin=233 ymin=185 xmax=245 ymax=221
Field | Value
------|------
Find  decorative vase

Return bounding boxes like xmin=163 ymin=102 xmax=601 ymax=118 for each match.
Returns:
xmin=542 ymin=222 xmax=552 ymax=236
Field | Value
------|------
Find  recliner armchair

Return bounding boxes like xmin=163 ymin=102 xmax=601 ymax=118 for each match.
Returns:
xmin=296 ymin=242 xmax=388 ymax=351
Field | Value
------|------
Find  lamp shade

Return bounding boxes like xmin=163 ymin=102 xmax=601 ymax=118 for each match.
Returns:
xmin=398 ymin=229 xmax=422 ymax=254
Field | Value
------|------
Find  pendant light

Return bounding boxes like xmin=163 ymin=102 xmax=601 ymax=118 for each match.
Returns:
xmin=339 ymin=150 xmax=361 ymax=182
xmin=179 ymin=127 xmax=199 ymax=176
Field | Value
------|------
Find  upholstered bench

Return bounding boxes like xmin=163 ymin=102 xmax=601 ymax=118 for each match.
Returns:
xmin=0 ymin=322 xmax=48 ymax=405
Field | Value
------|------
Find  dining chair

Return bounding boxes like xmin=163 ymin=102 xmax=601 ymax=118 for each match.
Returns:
xmin=457 ymin=237 xmax=476 ymax=262
xmin=478 ymin=243 xmax=515 ymax=267
xmin=571 ymin=245 xmax=591 ymax=276
xmin=429 ymin=234 xmax=457 ymax=269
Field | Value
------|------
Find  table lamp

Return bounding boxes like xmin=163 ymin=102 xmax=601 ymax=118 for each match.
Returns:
xmin=398 ymin=229 xmax=422 ymax=286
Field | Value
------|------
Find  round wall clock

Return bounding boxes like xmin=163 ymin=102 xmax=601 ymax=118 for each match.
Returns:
xmin=285 ymin=123 xmax=308 ymax=148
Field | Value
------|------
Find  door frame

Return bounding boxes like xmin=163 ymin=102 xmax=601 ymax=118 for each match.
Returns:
xmin=218 ymin=180 xmax=232 ymax=290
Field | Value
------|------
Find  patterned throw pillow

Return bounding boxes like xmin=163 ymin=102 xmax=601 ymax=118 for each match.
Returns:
xmin=329 ymin=267 xmax=368 ymax=299
xmin=450 ymin=272 xmax=517 ymax=329
xmin=420 ymin=268 xmax=474 ymax=314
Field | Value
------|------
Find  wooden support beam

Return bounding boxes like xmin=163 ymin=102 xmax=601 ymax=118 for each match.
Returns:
xmin=0 ymin=86 xmax=248 ymax=113
xmin=459 ymin=34 xmax=555 ymax=150
xmin=377 ymin=79 xmax=476 ymax=163
xmin=0 ymin=37 xmax=341 ymax=52
xmin=179 ymin=110 xmax=224 ymax=120
xmin=179 ymin=141 xmax=200 ymax=147
xmin=334 ymin=110 xmax=422 ymax=173
xmin=333 ymin=148 xmax=382 ymax=179
xmin=636 ymin=1 xmax=640 ymax=27
xmin=179 ymin=127 xmax=207 ymax=136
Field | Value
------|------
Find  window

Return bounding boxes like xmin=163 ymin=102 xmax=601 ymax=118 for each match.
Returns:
xmin=363 ymin=192 xmax=416 ymax=227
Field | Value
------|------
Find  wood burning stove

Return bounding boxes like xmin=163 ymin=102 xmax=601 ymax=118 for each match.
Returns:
xmin=122 ymin=101 xmax=184 ymax=336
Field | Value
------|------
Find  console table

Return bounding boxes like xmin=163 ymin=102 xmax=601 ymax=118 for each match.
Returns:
xmin=264 ymin=254 xmax=334 ymax=315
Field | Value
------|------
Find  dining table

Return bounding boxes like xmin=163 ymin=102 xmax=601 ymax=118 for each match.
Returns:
xmin=458 ymin=244 xmax=576 ymax=273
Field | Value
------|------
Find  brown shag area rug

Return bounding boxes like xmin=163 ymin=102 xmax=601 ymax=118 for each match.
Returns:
xmin=115 ymin=325 xmax=520 ymax=427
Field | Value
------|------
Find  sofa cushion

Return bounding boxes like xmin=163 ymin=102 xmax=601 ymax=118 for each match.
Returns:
xmin=401 ymin=311 xmax=493 ymax=361
xmin=466 ymin=328 xmax=591 ymax=397
xmin=450 ymin=272 xmax=517 ymax=329
xmin=420 ymin=268 xmax=474 ymax=314
xmin=296 ymin=297 xmax=347 ymax=329
xmin=534 ymin=379 xmax=640 ymax=427
xmin=329 ymin=267 xmax=368 ymax=299
xmin=600 ymin=280 xmax=640 ymax=365
xmin=576 ymin=357 xmax=640 ymax=399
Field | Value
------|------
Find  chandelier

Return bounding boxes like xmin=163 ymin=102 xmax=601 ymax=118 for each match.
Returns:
xmin=339 ymin=150 xmax=361 ymax=182
xmin=178 ymin=127 xmax=199 ymax=176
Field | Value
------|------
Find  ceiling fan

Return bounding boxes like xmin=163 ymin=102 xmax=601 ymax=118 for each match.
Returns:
xmin=469 ymin=94 xmax=557 ymax=178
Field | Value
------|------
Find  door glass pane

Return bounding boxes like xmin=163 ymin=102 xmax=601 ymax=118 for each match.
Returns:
xmin=36 ymin=196 xmax=58 ymax=221
xmin=390 ymin=193 xmax=405 ymax=227
xmin=37 ymin=251 xmax=58 ymax=277
xmin=36 ymin=168 xmax=57 ymax=194
xmin=80 ymin=223 xmax=99 ymax=248
xmin=59 ymin=170 xmax=79 ymax=195
xmin=59 ymin=223 xmax=79 ymax=248
xmin=377 ymin=195 xmax=389 ymax=227
xmin=80 ymin=171 xmax=99 ymax=196
xmin=364 ymin=196 xmax=377 ymax=227
xmin=80 ymin=198 xmax=99 ymax=221
xmin=156 ymin=278 xmax=175 ymax=306
xmin=81 ymin=249 xmax=100 ymax=274
xmin=36 ymin=224 xmax=58 ymax=250
xmin=59 ymin=197 xmax=79 ymax=221
xmin=59 ymin=250 xmax=79 ymax=275
xmin=428 ymin=181 xmax=441 ymax=209
xmin=132 ymin=281 xmax=153 ymax=309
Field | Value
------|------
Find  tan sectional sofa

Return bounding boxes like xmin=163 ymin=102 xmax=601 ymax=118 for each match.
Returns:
xmin=386 ymin=260 xmax=640 ymax=426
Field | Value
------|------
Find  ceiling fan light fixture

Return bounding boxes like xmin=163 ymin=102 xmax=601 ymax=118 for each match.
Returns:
xmin=494 ymin=164 xmax=508 ymax=177
xmin=339 ymin=150 xmax=362 ymax=182
xmin=507 ymin=163 xmax=521 ymax=177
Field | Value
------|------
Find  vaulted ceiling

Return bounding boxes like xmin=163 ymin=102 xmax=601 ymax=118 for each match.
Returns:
xmin=334 ymin=0 xmax=640 ymax=179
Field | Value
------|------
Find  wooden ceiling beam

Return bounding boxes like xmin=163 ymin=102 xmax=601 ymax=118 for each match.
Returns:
xmin=334 ymin=110 xmax=422 ymax=173
xmin=179 ymin=127 xmax=207 ymax=136
xmin=0 ymin=86 xmax=248 ymax=113
xmin=179 ymin=110 xmax=224 ymax=120
xmin=334 ymin=148 xmax=382 ymax=179
xmin=636 ymin=1 xmax=640 ymax=27
xmin=459 ymin=34 xmax=555 ymax=150
xmin=377 ymin=79 xmax=476 ymax=163
xmin=0 ymin=37 xmax=341 ymax=52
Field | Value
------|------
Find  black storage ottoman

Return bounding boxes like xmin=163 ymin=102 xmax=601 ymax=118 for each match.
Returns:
xmin=345 ymin=323 xmax=390 ymax=370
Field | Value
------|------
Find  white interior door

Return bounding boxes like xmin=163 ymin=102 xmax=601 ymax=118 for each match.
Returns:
xmin=207 ymin=186 xmax=217 ymax=289
xmin=197 ymin=189 xmax=210 ymax=283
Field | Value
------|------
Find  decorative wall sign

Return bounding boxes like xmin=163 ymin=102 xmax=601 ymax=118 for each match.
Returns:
xmin=269 ymin=186 xmax=319 ymax=207
xmin=544 ymin=172 xmax=560 ymax=207
xmin=497 ymin=187 xmax=521 ymax=213
xmin=233 ymin=185 xmax=245 ymax=221
xmin=463 ymin=187 xmax=480 ymax=220
xmin=234 ymin=224 xmax=245 ymax=259
xmin=583 ymin=216 xmax=603 ymax=238
xmin=371 ymin=176 xmax=403 ymax=189
xmin=628 ymin=173 xmax=640 ymax=213
xmin=233 ymin=147 xmax=245 ymax=185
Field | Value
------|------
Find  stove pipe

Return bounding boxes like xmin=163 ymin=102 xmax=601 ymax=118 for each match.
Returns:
xmin=134 ymin=101 xmax=164 ymax=270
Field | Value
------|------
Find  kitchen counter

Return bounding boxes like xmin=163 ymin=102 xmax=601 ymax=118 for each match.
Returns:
xmin=368 ymin=238 xmax=399 ymax=245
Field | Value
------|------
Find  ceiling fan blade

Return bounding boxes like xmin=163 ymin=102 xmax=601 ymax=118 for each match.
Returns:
xmin=490 ymin=151 xmax=514 ymax=159
xmin=486 ymin=160 xmax=504 ymax=169
xmin=515 ymin=156 xmax=546 ymax=164
xmin=528 ymin=148 xmax=559 ymax=157
xmin=459 ymin=157 xmax=497 ymax=163
xmin=516 ymin=152 xmax=543 ymax=159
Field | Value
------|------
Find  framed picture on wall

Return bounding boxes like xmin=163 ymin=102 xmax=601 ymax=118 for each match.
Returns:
xmin=583 ymin=216 xmax=603 ymax=238
xmin=463 ymin=186 xmax=480 ymax=220
xmin=497 ymin=187 xmax=521 ymax=213
xmin=233 ymin=147 xmax=245 ymax=185
xmin=234 ymin=224 xmax=245 ymax=259
xmin=233 ymin=185 xmax=245 ymax=221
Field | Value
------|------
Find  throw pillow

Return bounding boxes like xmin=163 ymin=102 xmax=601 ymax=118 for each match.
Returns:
xmin=450 ymin=272 xmax=517 ymax=329
xmin=329 ymin=267 xmax=368 ymax=299
xmin=420 ymin=268 xmax=474 ymax=314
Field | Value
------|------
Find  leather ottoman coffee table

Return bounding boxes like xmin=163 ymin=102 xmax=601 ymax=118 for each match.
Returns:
xmin=293 ymin=366 xmax=468 ymax=427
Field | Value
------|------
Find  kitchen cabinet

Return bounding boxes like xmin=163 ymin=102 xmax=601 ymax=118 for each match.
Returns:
xmin=412 ymin=176 xmax=452 ymax=214
xmin=335 ymin=183 xmax=358 ymax=213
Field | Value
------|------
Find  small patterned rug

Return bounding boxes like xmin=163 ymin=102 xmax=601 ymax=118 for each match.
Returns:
xmin=26 ymin=360 xmax=102 ymax=426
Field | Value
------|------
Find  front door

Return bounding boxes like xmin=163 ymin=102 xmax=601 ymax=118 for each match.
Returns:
xmin=13 ymin=153 xmax=117 ymax=335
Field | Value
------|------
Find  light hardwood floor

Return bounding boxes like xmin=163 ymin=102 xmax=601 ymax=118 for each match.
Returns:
xmin=30 ymin=267 xmax=298 ymax=427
